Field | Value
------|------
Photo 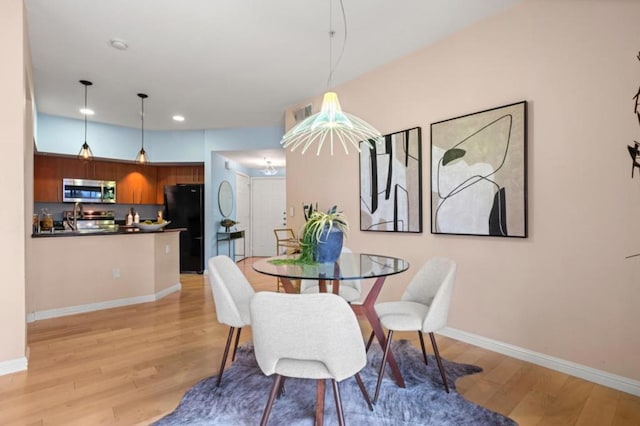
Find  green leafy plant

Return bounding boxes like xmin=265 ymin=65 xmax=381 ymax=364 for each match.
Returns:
xmin=272 ymin=205 xmax=349 ymax=265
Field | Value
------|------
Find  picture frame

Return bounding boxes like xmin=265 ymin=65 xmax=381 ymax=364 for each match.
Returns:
xmin=359 ymin=127 xmax=422 ymax=233
xmin=430 ymin=101 xmax=528 ymax=238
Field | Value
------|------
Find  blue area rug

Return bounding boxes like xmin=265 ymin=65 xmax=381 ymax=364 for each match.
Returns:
xmin=154 ymin=339 xmax=517 ymax=425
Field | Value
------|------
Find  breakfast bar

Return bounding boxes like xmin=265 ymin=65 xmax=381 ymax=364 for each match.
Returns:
xmin=28 ymin=229 xmax=183 ymax=321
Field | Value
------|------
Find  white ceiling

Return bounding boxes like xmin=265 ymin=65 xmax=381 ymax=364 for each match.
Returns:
xmin=25 ymin=0 xmax=521 ymax=168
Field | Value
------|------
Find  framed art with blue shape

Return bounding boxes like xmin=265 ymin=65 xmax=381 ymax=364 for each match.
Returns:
xmin=359 ymin=127 xmax=422 ymax=233
xmin=430 ymin=101 xmax=528 ymax=238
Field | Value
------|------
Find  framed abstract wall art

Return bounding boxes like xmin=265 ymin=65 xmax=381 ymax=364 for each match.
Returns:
xmin=430 ymin=101 xmax=528 ymax=238
xmin=359 ymin=127 xmax=422 ymax=233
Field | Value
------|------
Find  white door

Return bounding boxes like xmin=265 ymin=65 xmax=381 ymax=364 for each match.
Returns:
xmin=251 ymin=177 xmax=287 ymax=256
xmin=235 ymin=172 xmax=251 ymax=259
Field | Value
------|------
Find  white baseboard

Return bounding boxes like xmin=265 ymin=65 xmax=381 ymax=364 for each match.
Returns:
xmin=0 ymin=356 xmax=27 ymax=376
xmin=439 ymin=326 xmax=640 ymax=397
xmin=155 ymin=283 xmax=181 ymax=300
xmin=26 ymin=283 xmax=182 ymax=323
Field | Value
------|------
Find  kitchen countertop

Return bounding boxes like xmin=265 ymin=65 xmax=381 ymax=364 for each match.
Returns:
xmin=32 ymin=227 xmax=186 ymax=238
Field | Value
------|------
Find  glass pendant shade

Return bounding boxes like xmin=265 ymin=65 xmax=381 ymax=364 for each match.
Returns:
xmin=135 ymin=147 xmax=147 ymax=164
xmin=77 ymin=80 xmax=93 ymax=160
xmin=78 ymin=141 xmax=93 ymax=160
xmin=136 ymin=93 xmax=149 ymax=164
xmin=262 ymin=159 xmax=277 ymax=175
xmin=281 ymin=91 xmax=381 ymax=155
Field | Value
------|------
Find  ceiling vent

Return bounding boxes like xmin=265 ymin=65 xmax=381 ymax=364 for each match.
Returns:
xmin=293 ymin=104 xmax=313 ymax=123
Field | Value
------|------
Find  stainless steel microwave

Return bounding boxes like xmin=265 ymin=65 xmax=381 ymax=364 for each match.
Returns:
xmin=62 ymin=178 xmax=116 ymax=203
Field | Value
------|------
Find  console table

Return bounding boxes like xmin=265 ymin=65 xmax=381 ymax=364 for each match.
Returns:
xmin=216 ymin=230 xmax=246 ymax=261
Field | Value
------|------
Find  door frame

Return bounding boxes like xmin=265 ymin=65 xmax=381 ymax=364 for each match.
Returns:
xmin=235 ymin=171 xmax=251 ymax=258
xmin=250 ymin=176 xmax=287 ymax=257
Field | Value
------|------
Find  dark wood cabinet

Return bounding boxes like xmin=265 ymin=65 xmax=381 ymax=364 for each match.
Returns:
xmin=155 ymin=165 xmax=204 ymax=204
xmin=34 ymin=155 xmax=61 ymax=202
xmin=34 ymin=154 xmax=202 ymax=205
xmin=115 ymin=163 xmax=157 ymax=205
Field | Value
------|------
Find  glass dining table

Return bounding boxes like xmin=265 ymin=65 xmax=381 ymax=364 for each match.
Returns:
xmin=252 ymin=252 xmax=410 ymax=388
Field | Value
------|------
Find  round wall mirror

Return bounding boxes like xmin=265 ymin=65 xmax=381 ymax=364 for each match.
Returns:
xmin=218 ymin=180 xmax=233 ymax=217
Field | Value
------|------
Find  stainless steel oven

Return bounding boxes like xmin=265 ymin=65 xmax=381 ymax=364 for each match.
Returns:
xmin=62 ymin=178 xmax=116 ymax=203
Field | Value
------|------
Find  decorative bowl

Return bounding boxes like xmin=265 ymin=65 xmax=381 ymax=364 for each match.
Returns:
xmin=133 ymin=221 xmax=171 ymax=231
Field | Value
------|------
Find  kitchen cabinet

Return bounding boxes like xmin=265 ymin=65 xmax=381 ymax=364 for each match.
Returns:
xmin=156 ymin=166 xmax=176 ymax=203
xmin=116 ymin=163 xmax=157 ymax=205
xmin=155 ymin=165 xmax=204 ymax=204
xmin=34 ymin=155 xmax=62 ymax=202
xmin=90 ymin=160 xmax=117 ymax=181
xmin=58 ymin=157 xmax=87 ymax=180
xmin=34 ymin=154 xmax=202 ymax=205
xmin=175 ymin=165 xmax=203 ymax=184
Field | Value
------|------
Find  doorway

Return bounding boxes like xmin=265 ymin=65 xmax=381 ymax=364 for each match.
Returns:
xmin=251 ymin=177 xmax=287 ymax=256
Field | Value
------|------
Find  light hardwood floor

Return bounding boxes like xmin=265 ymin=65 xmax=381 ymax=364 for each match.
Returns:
xmin=1 ymin=258 xmax=639 ymax=425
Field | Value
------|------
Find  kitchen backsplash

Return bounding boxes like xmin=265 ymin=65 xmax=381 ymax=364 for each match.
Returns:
xmin=34 ymin=202 xmax=164 ymax=223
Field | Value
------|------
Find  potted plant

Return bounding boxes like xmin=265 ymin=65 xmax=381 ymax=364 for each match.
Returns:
xmin=273 ymin=205 xmax=349 ymax=265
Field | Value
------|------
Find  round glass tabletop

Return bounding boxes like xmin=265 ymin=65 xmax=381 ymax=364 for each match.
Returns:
xmin=252 ymin=252 xmax=409 ymax=281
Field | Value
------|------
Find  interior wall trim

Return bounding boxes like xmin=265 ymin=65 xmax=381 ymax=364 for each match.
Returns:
xmin=0 ymin=356 xmax=28 ymax=377
xmin=26 ymin=283 xmax=182 ymax=323
xmin=439 ymin=327 xmax=640 ymax=397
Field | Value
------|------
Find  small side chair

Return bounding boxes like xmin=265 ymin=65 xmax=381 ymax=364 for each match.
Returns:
xmin=250 ymin=291 xmax=373 ymax=426
xmin=371 ymin=257 xmax=457 ymax=403
xmin=207 ymin=255 xmax=255 ymax=387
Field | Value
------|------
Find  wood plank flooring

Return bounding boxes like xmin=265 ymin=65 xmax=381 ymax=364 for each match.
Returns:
xmin=1 ymin=257 xmax=638 ymax=425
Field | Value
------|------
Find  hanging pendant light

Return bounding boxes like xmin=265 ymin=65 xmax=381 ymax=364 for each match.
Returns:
xmin=135 ymin=93 xmax=149 ymax=164
xmin=280 ymin=0 xmax=381 ymax=156
xmin=262 ymin=158 xmax=277 ymax=175
xmin=77 ymin=80 xmax=94 ymax=160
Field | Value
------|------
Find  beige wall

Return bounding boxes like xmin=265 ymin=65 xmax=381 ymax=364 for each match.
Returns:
xmin=285 ymin=0 xmax=640 ymax=381
xmin=30 ymin=232 xmax=180 ymax=314
xmin=0 ymin=0 xmax=28 ymax=365
xmin=154 ymin=232 xmax=181 ymax=294
xmin=24 ymin=0 xmax=35 ymax=347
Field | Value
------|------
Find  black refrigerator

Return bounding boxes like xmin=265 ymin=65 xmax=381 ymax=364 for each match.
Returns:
xmin=164 ymin=184 xmax=205 ymax=273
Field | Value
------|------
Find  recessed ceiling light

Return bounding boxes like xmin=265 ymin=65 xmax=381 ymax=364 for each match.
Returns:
xmin=172 ymin=115 xmax=185 ymax=122
xmin=80 ymin=108 xmax=94 ymax=115
xmin=109 ymin=38 xmax=128 ymax=51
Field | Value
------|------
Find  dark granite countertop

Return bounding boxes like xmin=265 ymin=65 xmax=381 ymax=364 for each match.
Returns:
xmin=32 ymin=227 xmax=186 ymax=238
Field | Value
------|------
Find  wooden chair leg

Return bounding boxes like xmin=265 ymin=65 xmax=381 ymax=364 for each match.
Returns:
xmin=418 ymin=331 xmax=429 ymax=365
xmin=354 ymin=373 xmax=373 ymax=411
xmin=429 ymin=332 xmax=450 ymax=393
xmin=373 ymin=329 xmax=394 ymax=404
xmin=232 ymin=327 xmax=242 ymax=361
xmin=260 ymin=374 xmax=283 ymax=426
xmin=316 ymin=379 xmax=325 ymax=426
xmin=331 ymin=379 xmax=345 ymax=426
xmin=365 ymin=331 xmax=375 ymax=352
xmin=277 ymin=377 xmax=286 ymax=399
xmin=216 ymin=326 xmax=235 ymax=387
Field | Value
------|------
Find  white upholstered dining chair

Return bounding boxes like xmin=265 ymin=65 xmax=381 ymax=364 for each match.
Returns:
xmin=298 ymin=247 xmax=362 ymax=302
xmin=371 ymin=257 xmax=457 ymax=403
xmin=250 ymin=291 xmax=373 ymax=426
xmin=207 ymin=255 xmax=255 ymax=387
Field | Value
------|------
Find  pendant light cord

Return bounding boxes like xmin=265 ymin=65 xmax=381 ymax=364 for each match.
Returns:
xmin=141 ymin=97 xmax=145 ymax=149
xmin=84 ymin=84 xmax=88 ymax=142
xmin=327 ymin=0 xmax=347 ymax=90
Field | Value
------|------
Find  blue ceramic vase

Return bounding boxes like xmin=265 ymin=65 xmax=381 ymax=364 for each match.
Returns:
xmin=313 ymin=227 xmax=344 ymax=263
